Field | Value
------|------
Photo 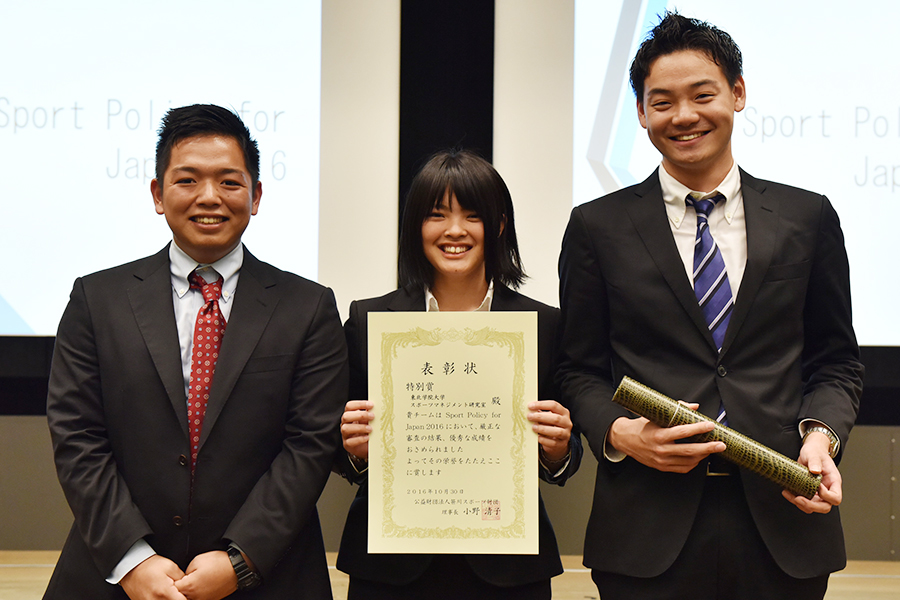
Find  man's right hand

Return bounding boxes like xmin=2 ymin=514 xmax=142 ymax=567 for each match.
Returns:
xmin=341 ymin=400 xmax=374 ymax=460
xmin=120 ymin=555 xmax=188 ymax=600
xmin=608 ymin=408 xmax=725 ymax=473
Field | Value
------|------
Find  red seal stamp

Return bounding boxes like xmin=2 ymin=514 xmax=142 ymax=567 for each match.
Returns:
xmin=481 ymin=499 xmax=500 ymax=520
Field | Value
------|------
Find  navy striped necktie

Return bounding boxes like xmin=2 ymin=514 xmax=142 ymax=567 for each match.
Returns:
xmin=686 ymin=193 xmax=733 ymax=351
xmin=686 ymin=193 xmax=731 ymax=424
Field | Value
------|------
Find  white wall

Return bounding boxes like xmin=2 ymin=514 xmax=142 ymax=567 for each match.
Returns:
xmin=494 ymin=0 xmax=575 ymax=308
xmin=320 ymin=0 xmax=575 ymax=314
xmin=319 ymin=0 xmax=401 ymax=320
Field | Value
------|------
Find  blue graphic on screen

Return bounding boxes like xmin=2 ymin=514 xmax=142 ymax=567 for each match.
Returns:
xmin=0 ymin=294 xmax=33 ymax=334
xmin=609 ymin=0 xmax=668 ymax=186
xmin=586 ymin=0 xmax=668 ymax=193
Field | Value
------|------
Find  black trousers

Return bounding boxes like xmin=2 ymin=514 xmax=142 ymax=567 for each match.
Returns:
xmin=347 ymin=554 xmax=551 ymax=600
xmin=592 ymin=475 xmax=829 ymax=600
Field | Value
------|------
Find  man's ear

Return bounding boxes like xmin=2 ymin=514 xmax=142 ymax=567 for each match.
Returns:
xmin=732 ymin=76 xmax=747 ymax=112
xmin=251 ymin=181 xmax=262 ymax=216
xmin=151 ymin=179 xmax=164 ymax=215
xmin=637 ymin=98 xmax=648 ymax=129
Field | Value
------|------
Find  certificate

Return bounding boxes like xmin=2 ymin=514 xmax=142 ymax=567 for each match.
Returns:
xmin=367 ymin=311 xmax=539 ymax=554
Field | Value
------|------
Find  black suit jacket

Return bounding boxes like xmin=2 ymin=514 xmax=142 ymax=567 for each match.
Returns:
xmin=557 ymin=169 xmax=863 ymax=579
xmin=334 ymin=284 xmax=582 ymax=587
xmin=45 ymin=245 xmax=348 ymax=599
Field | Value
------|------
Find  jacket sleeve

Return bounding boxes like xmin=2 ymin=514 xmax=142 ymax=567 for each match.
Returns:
xmin=537 ymin=302 xmax=583 ymax=485
xmin=556 ymin=206 xmax=631 ymax=461
xmin=798 ymin=196 xmax=863 ymax=461
xmin=47 ymin=278 xmax=154 ymax=577
xmin=333 ymin=299 xmax=370 ymax=485
xmin=223 ymin=286 xmax=349 ymax=579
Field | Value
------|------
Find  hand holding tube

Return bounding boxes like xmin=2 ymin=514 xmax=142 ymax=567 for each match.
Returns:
xmin=611 ymin=377 xmax=822 ymax=499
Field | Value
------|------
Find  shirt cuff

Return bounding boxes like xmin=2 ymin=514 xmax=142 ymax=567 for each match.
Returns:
xmin=603 ymin=424 xmax=626 ymax=463
xmin=107 ymin=538 xmax=155 ymax=584
xmin=798 ymin=418 xmax=841 ymax=457
xmin=348 ymin=451 xmax=368 ymax=475
xmin=539 ymin=451 xmax=571 ymax=479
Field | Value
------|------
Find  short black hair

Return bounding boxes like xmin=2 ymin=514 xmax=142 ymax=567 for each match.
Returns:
xmin=398 ymin=149 xmax=526 ymax=290
xmin=155 ymin=104 xmax=260 ymax=186
xmin=630 ymin=11 xmax=743 ymax=101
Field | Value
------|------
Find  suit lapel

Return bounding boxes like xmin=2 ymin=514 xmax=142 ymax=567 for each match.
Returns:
xmin=624 ymin=172 xmax=716 ymax=350
xmin=127 ymin=246 xmax=190 ymax=437
xmin=722 ymin=170 xmax=778 ymax=353
xmin=198 ymin=250 xmax=278 ymax=448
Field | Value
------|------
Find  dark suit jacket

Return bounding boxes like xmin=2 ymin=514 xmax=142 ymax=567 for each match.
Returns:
xmin=334 ymin=284 xmax=582 ymax=587
xmin=557 ymin=169 xmax=863 ymax=580
xmin=44 ymin=245 xmax=348 ymax=599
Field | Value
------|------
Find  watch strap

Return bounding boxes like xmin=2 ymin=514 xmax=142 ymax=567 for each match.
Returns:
xmin=227 ymin=544 xmax=261 ymax=590
xmin=803 ymin=425 xmax=838 ymax=459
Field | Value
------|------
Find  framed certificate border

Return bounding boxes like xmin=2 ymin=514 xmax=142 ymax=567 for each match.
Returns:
xmin=367 ymin=311 xmax=539 ymax=554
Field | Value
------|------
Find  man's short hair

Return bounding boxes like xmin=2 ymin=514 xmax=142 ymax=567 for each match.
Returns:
xmin=155 ymin=104 xmax=260 ymax=186
xmin=630 ymin=11 xmax=743 ymax=101
xmin=398 ymin=149 xmax=526 ymax=290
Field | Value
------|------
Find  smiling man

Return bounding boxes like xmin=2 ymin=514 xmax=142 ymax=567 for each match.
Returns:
xmin=45 ymin=104 xmax=348 ymax=600
xmin=557 ymin=12 xmax=863 ymax=600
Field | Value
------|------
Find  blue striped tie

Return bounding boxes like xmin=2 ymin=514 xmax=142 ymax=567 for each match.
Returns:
xmin=686 ymin=193 xmax=731 ymax=424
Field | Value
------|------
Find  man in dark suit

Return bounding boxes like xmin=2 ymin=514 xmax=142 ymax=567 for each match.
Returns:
xmin=45 ymin=104 xmax=347 ymax=600
xmin=558 ymin=13 xmax=863 ymax=600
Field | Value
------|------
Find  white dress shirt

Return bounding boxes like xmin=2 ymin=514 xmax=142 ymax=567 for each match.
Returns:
xmin=169 ymin=242 xmax=243 ymax=401
xmin=107 ymin=241 xmax=244 ymax=583
xmin=659 ymin=160 xmax=747 ymax=297
xmin=425 ymin=280 xmax=494 ymax=312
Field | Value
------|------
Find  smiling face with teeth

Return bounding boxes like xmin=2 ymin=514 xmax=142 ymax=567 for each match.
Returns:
xmin=637 ymin=49 xmax=746 ymax=191
xmin=420 ymin=191 xmax=487 ymax=292
xmin=151 ymin=134 xmax=261 ymax=264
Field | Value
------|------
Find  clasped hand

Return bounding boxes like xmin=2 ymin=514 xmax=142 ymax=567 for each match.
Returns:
xmin=121 ymin=551 xmax=237 ymax=600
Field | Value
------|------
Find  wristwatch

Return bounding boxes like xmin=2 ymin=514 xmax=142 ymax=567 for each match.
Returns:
xmin=227 ymin=544 xmax=262 ymax=590
xmin=803 ymin=426 xmax=839 ymax=459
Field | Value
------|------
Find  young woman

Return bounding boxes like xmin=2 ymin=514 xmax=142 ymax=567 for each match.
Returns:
xmin=335 ymin=150 xmax=582 ymax=600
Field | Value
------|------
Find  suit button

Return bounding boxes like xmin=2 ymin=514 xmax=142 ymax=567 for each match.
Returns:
xmin=173 ymin=516 xmax=184 ymax=527
xmin=178 ymin=454 xmax=188 ymax=467
xmin=717 ymin=365 xmax=727 ymax=377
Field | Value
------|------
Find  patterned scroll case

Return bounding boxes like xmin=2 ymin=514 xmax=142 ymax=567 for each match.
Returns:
xmin=612 ymin=376 xmax=821 ymax=499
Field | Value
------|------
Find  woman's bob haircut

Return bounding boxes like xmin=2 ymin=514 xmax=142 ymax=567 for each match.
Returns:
xmin=398 ymin=149 xmax=526 ymax=290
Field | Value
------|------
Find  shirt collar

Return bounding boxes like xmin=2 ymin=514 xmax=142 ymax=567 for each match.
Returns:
xmin=169 ymin=242 xmax=243 ymax=303
xmin=425 ymin=280 xmax=494 ymax=312
xmin=660 ymin=161 xmax=742 ymax=228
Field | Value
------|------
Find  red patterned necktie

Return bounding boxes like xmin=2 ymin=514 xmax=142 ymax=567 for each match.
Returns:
xmin=187 ymin=271 xmax=226 ymax=471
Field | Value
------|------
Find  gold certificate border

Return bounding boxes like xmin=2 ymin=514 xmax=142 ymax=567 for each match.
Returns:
xmin=379 ymin=326 xmax=526 ymax=540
